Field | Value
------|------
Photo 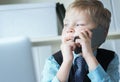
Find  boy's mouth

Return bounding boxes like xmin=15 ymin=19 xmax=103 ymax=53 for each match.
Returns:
xmin=73 ymin=36 xmax=82 ymax=54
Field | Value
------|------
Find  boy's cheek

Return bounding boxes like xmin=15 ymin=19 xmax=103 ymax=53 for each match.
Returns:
xmin=61 ymin=29 xmax=66 ymax=35
xmin=61 ymin=32 xmax=68 ymax=43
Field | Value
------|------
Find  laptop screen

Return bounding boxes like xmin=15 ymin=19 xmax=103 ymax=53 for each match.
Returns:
xmin=0 ymin=37 xmax=36 ymax=82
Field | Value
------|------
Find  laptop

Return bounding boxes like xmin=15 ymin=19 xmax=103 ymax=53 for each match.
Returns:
xmin=0 ymin=37 xmax=36 ymax=82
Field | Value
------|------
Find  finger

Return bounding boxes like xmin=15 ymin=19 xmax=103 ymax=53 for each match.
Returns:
xmin=72 ymin=43 xmax=77 ymax=51
xmin=81 ymin=30 xmax=88 ymax=39
xmin=67 ymin=41 xmax=76 ymax=51
xmin=62 ymin=35 xmax=74 ymax=43
xmin=85 ymin=29 xmax=92 ymax=38
xmin=78 ymin=31 xmax=87 ymax=40
xmin=75 ymin=39 xmax=82 ymax=47
xmin=79 ymin=29 xmax=92 ymax=40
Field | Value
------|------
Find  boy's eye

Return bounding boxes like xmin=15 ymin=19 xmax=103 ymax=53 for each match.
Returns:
xmin=76 ymin=24 xmax=85 ymax=27
xmin=76 ymin=24 xmax=80 ymax=26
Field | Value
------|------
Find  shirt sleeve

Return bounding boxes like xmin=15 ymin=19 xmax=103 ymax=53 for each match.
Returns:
xmin=87 ymin=53 xmax=119 ymax=82
xmin=106 ymin=53 xmax=119 ymax=82
xmin=41 ymin=55 xmax=60 ymax=82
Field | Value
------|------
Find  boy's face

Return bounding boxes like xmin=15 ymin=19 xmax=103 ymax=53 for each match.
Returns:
xmin=62 ymin=8 xmax=96 ymax=43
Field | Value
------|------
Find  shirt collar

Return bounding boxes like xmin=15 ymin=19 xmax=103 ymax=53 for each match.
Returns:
xmin=73 ymin=50 xmax=97 ymax=64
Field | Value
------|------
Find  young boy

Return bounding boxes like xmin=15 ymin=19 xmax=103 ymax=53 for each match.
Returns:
xmin=42 ymin=0 xmax=119 ymax=82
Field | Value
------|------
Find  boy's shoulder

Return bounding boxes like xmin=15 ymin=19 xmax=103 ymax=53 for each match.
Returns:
xmin=52 ymin=50 xmax=63 ymax=65
xmin=96 ymin=48 xmax=115 ymax=60
xmin=96 ymin=48 xmax=115 ymax=70
xmin=97 ymin=48 xmax=115 ymax=55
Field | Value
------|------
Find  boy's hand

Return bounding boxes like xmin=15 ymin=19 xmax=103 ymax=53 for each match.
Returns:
xmin=61 ymin=36 xmax=76 ymax=63
xmin=75 ymin=29 xmax=93 ymax=58
xmin=75 ymin=29 xmax=99 ymax=71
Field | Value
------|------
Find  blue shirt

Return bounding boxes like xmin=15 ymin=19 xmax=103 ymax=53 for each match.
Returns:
xmin=41 ymin=51 xmax=119 ymax=82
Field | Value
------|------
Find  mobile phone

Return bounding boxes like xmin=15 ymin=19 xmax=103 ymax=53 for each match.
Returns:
xmin=74 ymin=26 xmax=106 ymax=54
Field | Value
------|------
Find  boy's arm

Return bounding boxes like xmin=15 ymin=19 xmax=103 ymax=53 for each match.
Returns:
xmin=56 ymin=39 xmax=75 ymax=82
xmin=56 ymin=59 xmax=72 ymax=82
xmin=106 ymin=53 xmax=119 ymax=82
xmin=41 ymin=56 xmax=60 ymax=82
xmin=87 ymin=53 xmax=119 ymax=82
xmin=83 ymin=52 xmax=99 ymax=72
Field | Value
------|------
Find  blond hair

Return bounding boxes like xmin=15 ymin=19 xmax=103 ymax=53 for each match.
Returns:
xmin=66 ymin=0 xmax=111 ymax=32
